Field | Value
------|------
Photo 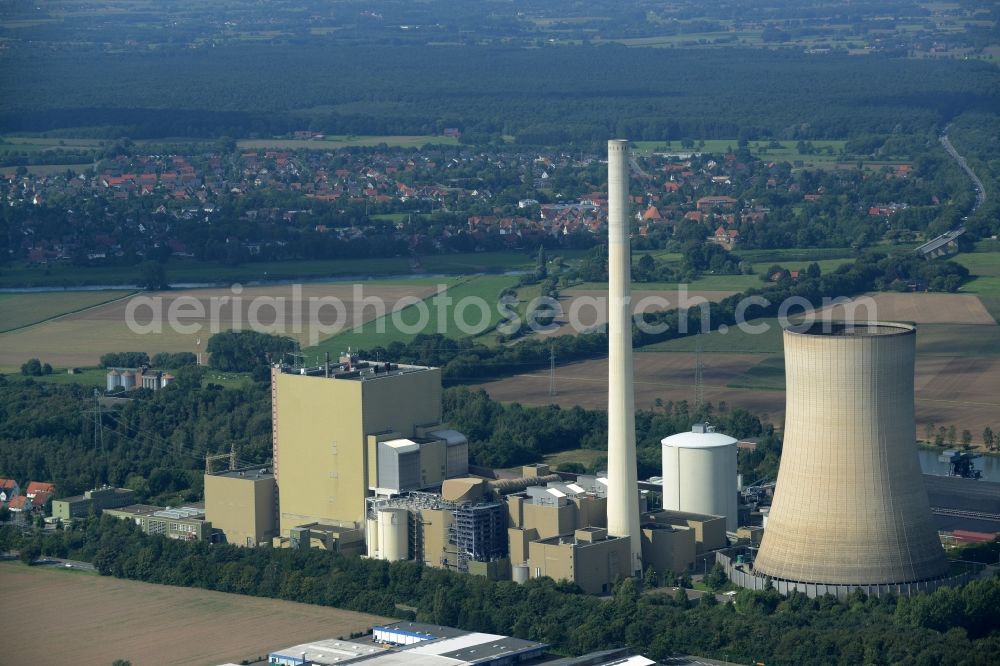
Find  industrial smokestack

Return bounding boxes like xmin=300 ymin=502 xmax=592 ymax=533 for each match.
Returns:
xmin=606 ymin=139 xmax=642 ymax=574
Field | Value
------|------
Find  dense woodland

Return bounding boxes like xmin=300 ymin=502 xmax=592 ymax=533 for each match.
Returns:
xmin=1 ymin=518 xmax=998 ymax=666
xmin=2 ymin=45 xmax=997 ymax=143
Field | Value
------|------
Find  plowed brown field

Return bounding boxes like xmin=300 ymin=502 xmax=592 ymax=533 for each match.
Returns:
xmin=1 ymin=564 xmax=388 ymax=666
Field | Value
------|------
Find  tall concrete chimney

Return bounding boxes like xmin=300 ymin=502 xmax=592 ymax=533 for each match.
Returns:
xmin=606 ymin=139 xmax=642 ymax=574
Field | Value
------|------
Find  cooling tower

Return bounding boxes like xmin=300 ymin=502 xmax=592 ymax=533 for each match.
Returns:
xmin=606 ymin=139 xmax=642 ymax=574
xmin=753 ymin=322 xmax=948 ymax=585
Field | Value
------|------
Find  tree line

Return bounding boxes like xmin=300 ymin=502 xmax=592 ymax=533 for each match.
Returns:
xmin=1 ymin=518 xmax=997 ymax=666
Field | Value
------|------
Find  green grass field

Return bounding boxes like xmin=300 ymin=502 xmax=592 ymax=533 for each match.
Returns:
xmin=727 ymin=356 xmax=786 ymax=390
xmin=419 ymin=250 xmax=559 ymax=274
xmin=0 ymin=251 xmax=546 ymax=288
xmin=641 ymin=317 xmax=784 ymax=354
xmin=6 ymin=366 xmax=108 ymax=386
xmin=632 ymin=139 xmax=847 ymax=163
xmin=0 ymin=290 xmax=134 ymax=332
xmin=0 ymin=136 xmax=104 ymax=152
xmin=577 ymin=273 xmax=762 ymax=292
xmin=237 ymin=135 xmax=459 ymax=150
xmin=954 ymin=247 xmax=1000 ymax=321
xmin=307 ymin=275 xmax=520 ymax=354
xmin=750 ymin=258 xmax=853 ymax=276
xmin=3 ymin=366 xmax=254 ymax=389
xmin=736 ymin=247 xmax=855 ymax=263
xmin=917 ymin=324 xmax=1000 ymax=356
xmin=543 ymin=448 xmax=607 ymax=471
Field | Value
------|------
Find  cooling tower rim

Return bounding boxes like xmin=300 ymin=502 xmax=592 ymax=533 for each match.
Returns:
xmin=783 ymin=320 xmax=915 ymax=338
xmin=746 ymin=568 xmax=953 ymax=588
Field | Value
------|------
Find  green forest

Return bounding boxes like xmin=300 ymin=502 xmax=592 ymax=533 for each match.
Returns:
xmin=2 ymin=45 xmax=997 ymax=142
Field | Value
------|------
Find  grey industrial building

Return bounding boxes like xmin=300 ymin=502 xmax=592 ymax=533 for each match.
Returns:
xmin=270 ymin=621 xmax=547 ymax=666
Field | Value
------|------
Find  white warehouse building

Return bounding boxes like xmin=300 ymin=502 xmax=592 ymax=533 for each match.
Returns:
xmin=661 ymin=424 xmax=738 ymax=531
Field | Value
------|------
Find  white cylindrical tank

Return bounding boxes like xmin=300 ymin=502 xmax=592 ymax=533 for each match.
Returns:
xmin=120 ymin=370 xmax=135 ymax=390
xmin=512 ymin=564 xmax=529 ymax=584
xmin=661 ymin=424 xmax=738 ymax=532
xmin=365 ymin=517 xmax=379 ymax=558
xmin=106 ymin=369 xmax=120 ymax=392
xmin=376 ymin=508 xmax=408 ymax=561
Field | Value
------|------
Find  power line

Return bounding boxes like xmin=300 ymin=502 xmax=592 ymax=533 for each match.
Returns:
xmin=694 ymin=334 xmax=705 ymax=410
xmin=548 ymin=345 xmax=556 ymax=397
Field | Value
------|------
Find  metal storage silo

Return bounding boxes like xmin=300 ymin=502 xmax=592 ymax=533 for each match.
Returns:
xmin=753 ymin=322 xmax=947 ymax=586
xmin=106 ymin=369 xmax=121 ymax=392
xmin=661 ymin=424 xmax=738 ymax=531
xmin=376 ymin=507 xmax=409 ymax=561
xmin=120 ymin=369 xmax=135 ymax=390
xmin=365 ymin=517 xmax=379 ymax=558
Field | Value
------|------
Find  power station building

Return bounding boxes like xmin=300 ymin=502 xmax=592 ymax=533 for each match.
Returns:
xmin=202 ymin=139 xmax=735 ymax=594
xmin=204 ymin=467 xmax=278 ymax=547
xmin=270 ymin=355 xmax=466 ymax=536
xmin=727 ymin=322 xmax=955 ymax=597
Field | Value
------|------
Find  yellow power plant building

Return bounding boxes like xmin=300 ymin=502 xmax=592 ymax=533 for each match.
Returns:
xmin=271 ymin=357 xmax=467 ymax=536
xmin=204 ymin=467 xmax=278 ymax=547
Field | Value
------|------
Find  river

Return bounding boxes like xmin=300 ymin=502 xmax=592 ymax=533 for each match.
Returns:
xmin=918 ymin=448 xmax=1000 ymax=482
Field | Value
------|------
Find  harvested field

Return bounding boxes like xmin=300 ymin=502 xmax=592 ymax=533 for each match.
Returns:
xmin=914 ymin=356 xmax=1000 ymax=443
xmin=0 ymin=282 xmax=441 ymax=370
xmin=0 ymin=289 xmax=134 ymax=333
xmin=473 ymin=352 xmax=782 ymax=416
xmin=473 ymin=351 xmax=1000 ymax=446
xmin=536 ymin=289 xmax=737 ymax=338
xmin=1 ymin=564 xmax=388 ymax=666
xmin=812 ymin=292 xmax=996 ymax=325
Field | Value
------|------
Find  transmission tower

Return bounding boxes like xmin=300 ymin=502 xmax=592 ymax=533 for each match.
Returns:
xmin=548 ymin=345 xmax=557 ymax=397
xmin=205 ymin=442 xmax=238 ymax=474
xmin=91 ymin=389 xmax=104 ymax=455
xmin=694 ymin=334 xmax=705 ymax=410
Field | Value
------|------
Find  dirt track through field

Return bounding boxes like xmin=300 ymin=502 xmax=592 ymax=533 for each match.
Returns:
xmin=1 ymin=564 xmax=388 ymax=666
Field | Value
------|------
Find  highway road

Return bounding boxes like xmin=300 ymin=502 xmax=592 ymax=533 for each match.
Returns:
xmin=940 ymin=127 xmax=987 ymax=215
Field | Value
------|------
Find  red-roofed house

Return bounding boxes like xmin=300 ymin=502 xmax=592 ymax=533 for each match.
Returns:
xmin=30 ymin=491 xmax=53 ymax=509
xmin=714 ymin=226 xmax=740 ymax=247
xmin=697 ymin=196 xmax=738 ymax=212
xmin=26 ymin=481 xmax=55 ymax=498
xmin=0 ymin=478 xmax=19 ymax=503
xmin=642 ymin=206 xmax=662 ymax=222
